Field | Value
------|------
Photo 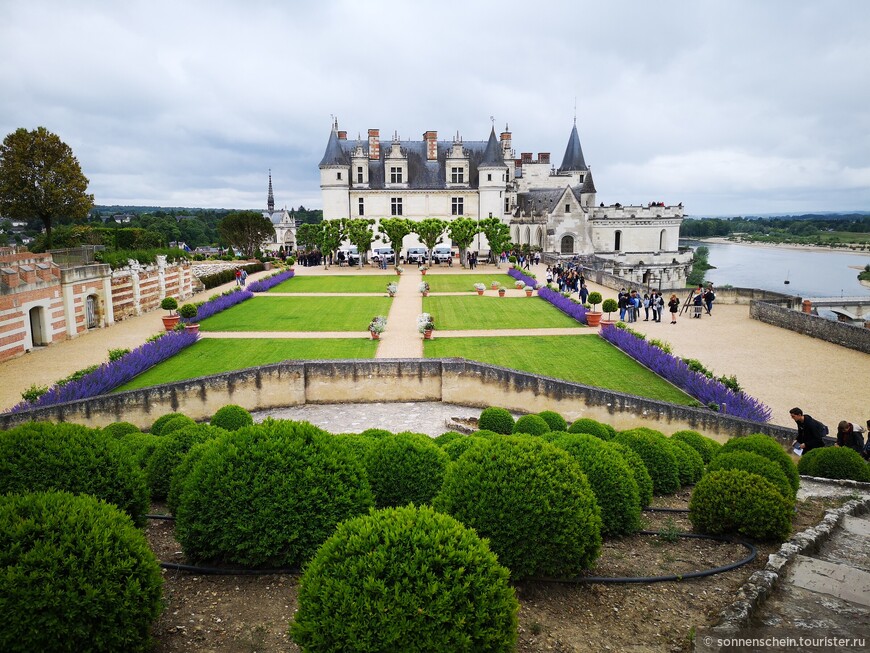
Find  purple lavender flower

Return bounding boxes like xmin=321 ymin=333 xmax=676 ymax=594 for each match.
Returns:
xmin=247 ymin=269 xmax=295 ymax=293
xmin=195 ymin=289 xmax=254 ymax=321
xmin=537 ymin=286 xmax=588 ymax=325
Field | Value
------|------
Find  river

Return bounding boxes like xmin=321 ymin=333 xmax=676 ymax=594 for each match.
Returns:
xmin=681 ymin=240 xmax=870 ymax=298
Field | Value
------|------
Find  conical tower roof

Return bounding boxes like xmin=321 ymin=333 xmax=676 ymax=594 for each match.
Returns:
xmin=318 ymin=127 xmax=349 ymax=167
xmin=479 ymin=127 xmax=504 ymax=167
xmin=558 ymin=123 xmax=588 ymax=172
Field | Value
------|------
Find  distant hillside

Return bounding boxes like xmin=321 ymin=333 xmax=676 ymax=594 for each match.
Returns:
xmin=688 ymin=211 xmax=870 ymax=221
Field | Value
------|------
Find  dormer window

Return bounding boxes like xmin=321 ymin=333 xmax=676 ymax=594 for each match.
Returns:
xmin=357 ymin=167 xmax=364 ymax=183
xmin=390 ymin=167 xmax=403 ymax=184
xmin=451 ymin=167 xmax=464 ymax=184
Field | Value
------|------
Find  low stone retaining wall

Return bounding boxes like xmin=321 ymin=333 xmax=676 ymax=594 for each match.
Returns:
xmin=0 ymin=359 xmax=797 ymax=443
xmin=751 ymin=300 xmax=870 ymax=353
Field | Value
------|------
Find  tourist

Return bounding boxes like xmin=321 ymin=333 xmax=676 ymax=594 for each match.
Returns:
xmin=643 ymin=293 xmax=651 ymax=321
xmin=704 ymin=284 xmax=715 ymax=315
xmin=835 ymin=420 xmax=865 ymax=454
xmin=668 ymin=294 xmax=680 ymax=324
xmin=579 ymin=283 xmax=589 ymax=304
xmin=650 ymin=292 xmax=659 ymax=323
xmin=656 ymin=293 xmax=665 ymax=322
xmin=618 ymin=289 xmax=628 ymax=321
xmin=240 ymin=269 xmax=248 ymax=287
xmin=692 ymin=288 xmax=703 ymax=318
xmin=789 ymin=407 xmax=827 ymax=453
xmin=235 ymin=268 xmax=242 ymax=286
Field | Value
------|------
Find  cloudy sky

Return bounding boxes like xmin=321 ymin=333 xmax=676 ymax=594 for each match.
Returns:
xmin=2 ymin=0 xmax=869 ymax=216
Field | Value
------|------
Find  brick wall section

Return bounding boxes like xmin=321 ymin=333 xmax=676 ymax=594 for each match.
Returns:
xmin=751 ymin=300 xmax=870 ymax=354
xmin=110 ymin=258 xmax=195 ymax=322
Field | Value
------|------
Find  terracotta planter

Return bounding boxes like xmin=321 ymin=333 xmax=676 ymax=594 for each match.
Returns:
xmin=491 ymin=282 xmax=499 ymax=289
xmin=422 ymin=291 xmax=429 ymax=297
xmin=396 ymin=270 xmax=402 ymax=276
xmin=370 ymin=331 xmax=380 ymax=340
xmin=477 ymin=290 xmax=484 ymax=295
xmin=585 ymin=311 xmax=603 ymax=327
xmin=423 ymin=330 xmax=433 ymax=340
xmin=184 ymin=323 xmax=200 ymax=334
xmin=525 ymin=290 xmax=533 ymax=297
xmin=162 ymin=315 xmax=180 ymax=331
xmin=421 ymin=270 xmax=427 ymax=275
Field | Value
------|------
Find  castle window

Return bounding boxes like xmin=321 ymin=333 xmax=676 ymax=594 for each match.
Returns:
xmin=504 ymin=197 xmax=510 ymax=213
xmin=391 ymin=197 xmax=403 ymax=216
xmin=358 ymin=198 xmax=364 ymax=216
xmin=451 ymin=198 xmax=464 ymax=215
xmin=337 ymin=172 xmax=342 ymax=180
xmin=357 ymin=167 xmax=363 ymax=183
xmin=390 ymin=167 xmax=403 ymax=184
xmin=565 ymin=204 xmax=570 ymax=213
xmin=487 ymin=173 xmax=492 ymax=181
xmin=615 ymin=230 xmax=622 ymax=251
xmin=451 ymin=167 xmax=464 ymax=183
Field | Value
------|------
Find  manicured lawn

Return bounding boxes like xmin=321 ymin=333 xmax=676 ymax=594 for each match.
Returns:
xmin=422 ymin=296 xmax=584 ymax=330
xmin=268 ymin=275 xmax=391 ymax=293
xmin=116 ymin=338 xmax=377 ymax=391
xmin=424 ymin=335 xmax=694 ymax=404
xmin=424 ymin=273 xmax=514 ymax=292
xmin=199 ymin=296 xmax=393 ymax=331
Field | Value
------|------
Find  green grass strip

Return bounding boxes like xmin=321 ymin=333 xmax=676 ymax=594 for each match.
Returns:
xmin=424 ymin=335 xmax=694 ymax=404
xmin=199 ymin=296 xmax=393 ymax=332
xmin=423 ymin=273 xmax=513 ymax=292
xmin=115 ymin=338 xmax=377 ymax=391
xmin=422 ymin=295 xmax=584 ymax=330
xmin=268 ymin=275 xmax=392 ymax=293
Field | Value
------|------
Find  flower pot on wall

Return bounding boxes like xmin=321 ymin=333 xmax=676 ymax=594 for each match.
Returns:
xmin=162 ymin=315 xmax=180 ymax=331
xmin=585 ymin=312 xmax=602 ymax=327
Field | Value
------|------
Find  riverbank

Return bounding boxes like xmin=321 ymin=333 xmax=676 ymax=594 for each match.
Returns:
xmin=692 ymin=236 xmax=870 ymax=255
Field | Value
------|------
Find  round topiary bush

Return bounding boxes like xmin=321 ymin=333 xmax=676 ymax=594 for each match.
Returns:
xmin=210 ymin=404 xmax=253 ymax=431
xmin=471 ymin=429 xmax=502 ymax=439
xmin=797 ymin=447 xmax=870 ymax=482
xmin=434 ymin=436 xmax=602 ymax=579
xmin=513 ymin=414 xmax=550 ymax=436
xmin=145 ymin=424 xmax=226 ymax=500
xmin=167 ymin=440 xmax=212 ymax=515
xmin=718 ymin=434 xmax=799 ymax=495
xmin=442 ymin=435 xmax=488 ymax=461
xmin=537 ymin=410 xmax=567 ymax=432
xmin=0 ymin=491 xmax=163 ymax=653
xmin=708 ymin=451 xmax=795 ymax=501
xmin=119 ymin=432 xmax=162 ymax=469
xmin=608 ymin=441 xmax=654 ymax=508
xmin=0 ymin=422 xmax=149 ymax=526
xmin=613 ymin=431 xmax=681 ymax=495
xmin=671 ymin=430 xmax=720 ymax=464
xmin=175 ymin=420 xmax=373 ymax=567
xmin=689 ymin=469 xmax=793 ymax=541
xmin=290 ymin=504 xmax=518 ymax=651
xmin=150 ymin=412 xmax=182 ymax=435
xmin=364 ymin=432 xmax=450 ymax=508
xmin=102 ymin=421 xmax=141 ymax=439
xmin=478 ymin=407 xmax=515 ymax=435
xmin=359 ymin=428 xmax=394 ymax=438
xmin=433 ymin=431 xmax=464 ymax=447
xmin=568 ymin=418 xmax=612 ymax=440
xmin=159 ymin=414 xmax=197 ymax=435
xmin=552 ymin=433 xmax=641 ymax=536
xmin=669 ymin=439 xmax=705 ymax=485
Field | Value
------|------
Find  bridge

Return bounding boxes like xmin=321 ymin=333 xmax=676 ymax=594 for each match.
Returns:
xmin=802 ymin=296 xmax=870 ymax=322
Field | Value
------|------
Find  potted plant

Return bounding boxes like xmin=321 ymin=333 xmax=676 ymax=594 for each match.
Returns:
xmin=178 ymin=303 xmax=200 ymax=333
xmin=514 ymin=280 xmax=525 ymax=289
xmin=386 ymin=282 xmax=398 ymax=297
xmin=419 ymin=281 xmax=430 ymax=296
xmin=417 ymin=313 xmax=435 ymax=340
xmin=508 ymin=255 xmax=517 ymax=268
xmin=524 ymin=284 xmax=534 ymax=297
xmin=586 ymin=291 xmax=603 ymax=327
xmin=368 ymin=315 xmax=387 ymax=340
xmin=497 ymin=284 xmax=506 ymax=297
xmin=418 ymin=264 xmax=428 ymax=275
xmin=160 ymin=297 xmax=179 ymax=331
xmin=286 ymin=255 xmax=296 ymax=269
xmin=491 ymin=280 xmax=500 ymax=289
xmin=601 ymin=298 xmax=619 ymax=323
xmin=395 ymin=265 xmax=404 ymax=276
xmin=473 ymin=282 xmax=486 ymax=295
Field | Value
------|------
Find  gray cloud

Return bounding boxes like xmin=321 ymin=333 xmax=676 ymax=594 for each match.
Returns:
xmin=1 ymin=0 xmax=868 ymax=215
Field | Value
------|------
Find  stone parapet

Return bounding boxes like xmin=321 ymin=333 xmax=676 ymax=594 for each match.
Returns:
xmin=751 ymin=300 xmax=870 ymax=353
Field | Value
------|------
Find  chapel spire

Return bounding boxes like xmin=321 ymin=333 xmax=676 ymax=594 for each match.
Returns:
xmin=267 ymin=169 xmax=275 ymax=213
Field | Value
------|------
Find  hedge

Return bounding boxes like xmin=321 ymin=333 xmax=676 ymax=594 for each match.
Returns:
xmin=613 ymin=430 xmax=681 ymax=495
xmin=478 ymin=407 xmax=515 ymax=435
xmin=708 ymin=450 xmax=795 ymax=501
xmin=798 ymin=447 xmax=870 ymax=482
xmin=198 ymin=262 xmax=265 ymax=289
xmin=363 ymin=432 xmax=450 ymax=508
xmin=717 ymin=434 xmax=800 ymax=495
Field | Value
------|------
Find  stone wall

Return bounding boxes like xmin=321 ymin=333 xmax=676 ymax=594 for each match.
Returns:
xmin=750 ymin=300 xmax=870 ymax=354
xmin=0 ymin=358 xmax=796 ymax=446
xmin=110 ymin=257 xmax=195 ymax=321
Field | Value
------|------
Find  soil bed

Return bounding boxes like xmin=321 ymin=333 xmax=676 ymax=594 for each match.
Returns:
xmin=147 ymin=494 xmax=845 ymax=652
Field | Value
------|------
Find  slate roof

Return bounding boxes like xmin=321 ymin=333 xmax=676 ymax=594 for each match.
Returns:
xmin=479 ymin=128 xmax=505 ymax=167
xmin=558 ymin=124 xmax=588 ymax=172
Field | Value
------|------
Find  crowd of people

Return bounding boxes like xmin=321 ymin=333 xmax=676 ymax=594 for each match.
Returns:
xmin=790 ymin=407 xmax=870 ymax=461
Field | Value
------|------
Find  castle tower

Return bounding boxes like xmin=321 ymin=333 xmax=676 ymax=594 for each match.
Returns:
xmin=478 ymin=127 xmax=509 ymax=222
xmin=319 ymin=119 xmax=351 ymax=220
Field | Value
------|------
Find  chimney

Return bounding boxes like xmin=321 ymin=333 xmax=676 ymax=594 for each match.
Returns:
xmin=514 ymin=158 xmax=522 ymax=169
xmin=521 ymin=152 xmax=533 ymax=163
xmin=500 ymin=128 xmax=512 ymax=157
xmin=423 ymin=130 xmax=438 ymax=160
xmin=368 ymin=129 xmax=380 ymax=160
xmin=539 ymin=153 xmax=550 ymax=164
xmin=337 ymin=131 xmax=347 ymax=140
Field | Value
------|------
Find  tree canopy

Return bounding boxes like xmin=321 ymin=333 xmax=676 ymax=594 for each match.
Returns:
xmin=0 ymin=126 xmax=94 ymax=249
xmin=378 ymin=217 xmax=412 ymax=255
xmin=479 ymin=217 xmax=512 ymax=267
xmin=342 ymin=218 xmax=377 ymax=267
xmin=412 ymin=218 xmax=447 ymax=265
xmin=447 ymin=217 xmax=480 ymax=267
xmin=218 ymin=211 xmax=275 ymax=258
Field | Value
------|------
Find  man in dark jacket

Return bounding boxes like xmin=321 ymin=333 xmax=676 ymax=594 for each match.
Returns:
xmin=789 ymin=407 xmax=827 ymax=452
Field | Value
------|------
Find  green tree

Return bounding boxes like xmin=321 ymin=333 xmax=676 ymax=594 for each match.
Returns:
xmin=378 ymin=217 xmax=412 ymax=257
xmin=447 ymin=217 xmax=480 ymax=267
xmin=412 ymin=218 xmax=448 ymax=265
xmin=296 ymin=223 xmax=320 ymax=252
xmin=479 ymin=217 xmax=512 ymax=268
xmin=217 ymin=211 xmax=275 ymax=258
xmin=342 ymin=218 xmax=377 ymax=267
xmin=0 ymin=126 xmax=94 ymax=249
xmin=316 ymin=219 xmax=344 ymax=268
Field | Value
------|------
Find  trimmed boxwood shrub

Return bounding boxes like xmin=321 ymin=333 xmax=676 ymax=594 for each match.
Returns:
xmin=568 ymin=417 xmax=612 ymax=440
xmin=689 ymin=469 xmax=793 ymax=541
xmin=478 ymin=407 xmax=515 ymax=435
xmin=708 ymin=451 xmax=795 ymax=501
xmin=359 ymin=428 xmax=394 ymax=438
xmin=434 ymin=436 xmax=602 ymax=579
xmin=146 ymin=425 xmax=227 ymax=500
xmin=442 ymin=435 xmax=488 ymax=461
xmin=718 ymin=434 xmax=800 ymax=495
xmin=364 ymin=432 xmax=450 ymax=508
xmin=433 ymin=431 xmax=464 ymax=447
xmin=538 ymin=410 xmax=567 ymax=432
xmin=471 ymin=429 xmax=502 ymax=439
xmin=175 ymin=420 xmax=373 ymax=567
xmin=0 ymin=491 xmax=163 ymax=653
xmin=290 ymin=504 xmax=519 ymax=652
xmin=553 ymin=433 xmax=641 ymax=537
xmin=797 ymin=447 xmax=870 ymax=482
xmin=167 ymin=440 xmax=212 ymax=514
xmin=120 ymin=432 xmax=162 ymax=469
xmin=669 ymin=439 xmax=705 ymax=485
xmin=613 ymin=430 xmax=681 ymax=495
xmin=608 ymin=441 xmax=654 ymax=508
xmin=210 ymin=404 xmax=253 ymax=431
xmin=513 ymin=414 xmax=550 ymax=436
xmin=0 ymin=422 xmax=149 ymax=526
xmin=671 ymin=430 xmax=721 ymax=464
xmin=160 ymin=414 xmax=197 ymax=435
xmin=102 ymin=421 xmax=141 ymax=439
xmin=150 ymin=412 xmax=181 ymax=435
